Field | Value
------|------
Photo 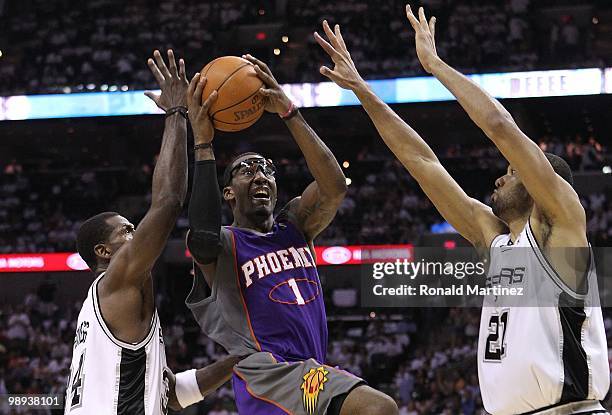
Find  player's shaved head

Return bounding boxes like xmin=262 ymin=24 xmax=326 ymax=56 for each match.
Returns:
xmin=544 ymin=152 xmax=573 ymax=187
xmin=76 ymin=211 xmax=120 ymax=270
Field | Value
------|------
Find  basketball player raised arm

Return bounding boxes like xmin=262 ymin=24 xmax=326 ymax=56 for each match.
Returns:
xmin=243 ymin=54 xmax=348 ymax=246
xmin=404 ymin=6 xmax=588 ymax=287
xmin=97 ymin=51 xmax=236 ymax=410
xmin=314 ymin=21 xmax=504 ymax=249
xmin=98 ymin=49 xmax=188 ymax=345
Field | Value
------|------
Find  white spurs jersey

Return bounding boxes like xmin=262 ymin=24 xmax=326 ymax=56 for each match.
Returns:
xmin=478 ymin=221 xmax=609 ymax=415
xmin=65 ymin=272 xmax=170 ymax=415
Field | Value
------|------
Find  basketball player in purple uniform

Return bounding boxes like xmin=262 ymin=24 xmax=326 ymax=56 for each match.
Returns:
xmin=184 ymin=56 xmax=398 ymax=414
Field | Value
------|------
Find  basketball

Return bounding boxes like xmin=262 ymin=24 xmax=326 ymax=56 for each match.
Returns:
xmin=201 ymin=56 xmax=265 ymax=132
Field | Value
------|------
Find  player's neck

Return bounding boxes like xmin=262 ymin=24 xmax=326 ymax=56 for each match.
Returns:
xmin=95 ymin=262 xmax=109 ymax=275
xmin=506 ymin=214 xmax=530 ymax=243
xmin=232 ymin=215 xmax=274 ymax=234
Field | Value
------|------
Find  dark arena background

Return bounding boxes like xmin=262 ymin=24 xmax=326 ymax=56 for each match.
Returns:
xmin=1 ymin=0 xmax=612 ymax=414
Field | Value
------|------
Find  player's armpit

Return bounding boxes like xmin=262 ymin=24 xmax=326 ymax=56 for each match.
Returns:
xmin=283 ymin=181 xmax=344 ymax=242
xmin=195 ymin=261 xmax=217 ymax=288
xmin=472 ymin=201 xmax=508 ymax=248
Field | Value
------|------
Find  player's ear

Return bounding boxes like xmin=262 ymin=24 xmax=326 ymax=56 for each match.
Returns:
xmin=223 ymin=186 xmax=234 ymax=202
xmin=94 ymin=243 xmax=111 ymax=260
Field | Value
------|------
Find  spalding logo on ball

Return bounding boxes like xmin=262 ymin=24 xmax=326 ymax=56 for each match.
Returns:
xmin=200 ymin=56 xmax=265 ymax=132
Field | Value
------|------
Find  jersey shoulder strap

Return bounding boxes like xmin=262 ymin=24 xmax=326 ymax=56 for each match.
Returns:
xmin=91 ymin=273 xmax=159 ymax=350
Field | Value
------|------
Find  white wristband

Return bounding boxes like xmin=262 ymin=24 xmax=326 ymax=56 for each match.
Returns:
xmin=175 ymin=369 xmax=203 ymax=408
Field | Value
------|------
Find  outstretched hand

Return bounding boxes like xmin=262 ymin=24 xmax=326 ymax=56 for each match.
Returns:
xmin=186 ymin=73 xmax=218 ymax=144
xmin=144 ymin=49 xmax=188 ymax=110
xmin=242 ymin=54 xmax=292 ymax=115
xmin=405 ymin=5 xmax=439 ymax=73
xmin=313 ymin=20 xmax=364 ymax=91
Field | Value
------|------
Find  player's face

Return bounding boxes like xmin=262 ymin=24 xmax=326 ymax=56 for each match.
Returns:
xmin=491 ymin=165 xmax=531 ymax=219
xmin=225 ymin=155 xmax=278 ymax=219
xmin=104 ymin=215 xmax=135 ymax=255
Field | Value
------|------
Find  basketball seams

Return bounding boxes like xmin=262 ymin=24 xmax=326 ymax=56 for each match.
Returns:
xmin=212 ymin=118 xmax=258 ymax=132
xmin=211 ymin=86 xmax=262 ymax=120
xmin=202 ymin=57 xmax=222 ymax=78
xmin=213 ymin=62 xmax=251 ymax=103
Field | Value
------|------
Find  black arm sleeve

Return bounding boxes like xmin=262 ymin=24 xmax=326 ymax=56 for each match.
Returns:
xmin=187 ymin=160 xmax=222 ymax=264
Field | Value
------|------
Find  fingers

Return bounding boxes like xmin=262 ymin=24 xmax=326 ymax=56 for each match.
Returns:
xmin=252 ymin=64 xmax=276 ymax=87
xmin=322 ymin=20 xmax=340 ymax=49
xmin=193 ymin=76 xmax=206 ymax=105
xmin=314 ymin=31 xmax=340 ymax=60
xmin=153 ymin=50 xmax=172 ymax=79
xmin=418 ymin=6 xmax=429 ymax=31
xmin=187 ymin=72 xmax=217 ymax=116
xmin=319 ymin=66 xmax=341 ymax=84
xmin=167 ymin=49 xmax=178 ymax=78
xmin=429 ymin=16 xmax=436 ymax=39
xmin=242 ymin=54 xmax=272 ymax=77
xmin=334 ymin=24 xmax=348 ymax=52
xmin=147 ymin=57 xmax=164 ymax=84
xmin=259 ymin=87 xmax=275 ymax=97
xmin=187 ymin=72 xmax=200 ymax=102
xmin=179 ymin=59 xmax=187 ymax=81
xmin=144 ymin=91 xmax=159 ymax=103
xmin=405 ymin=4 xmax=420 ymax=31
xmin=201 ymin=90 xmax=218 ymax=113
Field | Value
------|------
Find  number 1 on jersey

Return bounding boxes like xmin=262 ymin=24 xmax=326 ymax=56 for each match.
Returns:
xmin=288 ymin=278 xmax=306 ymax=305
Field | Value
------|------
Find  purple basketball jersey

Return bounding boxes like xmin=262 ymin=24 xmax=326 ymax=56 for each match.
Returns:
xmin=229 ymin=220 xmax=328 ymax=363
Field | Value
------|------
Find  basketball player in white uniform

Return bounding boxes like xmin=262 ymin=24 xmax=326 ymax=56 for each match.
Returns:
xmin=65 ymin=50 xmax=238 ymax=414
xmin=315 ymin=6 xmax=610 ymax=414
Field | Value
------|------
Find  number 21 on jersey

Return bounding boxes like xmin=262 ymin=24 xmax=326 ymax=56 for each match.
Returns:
xmin=484 ymin=310 xmax=509 ymax=362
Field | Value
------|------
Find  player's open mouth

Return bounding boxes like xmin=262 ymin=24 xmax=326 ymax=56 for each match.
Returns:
xmin=251 ymin=188 xmax=271 ymax=201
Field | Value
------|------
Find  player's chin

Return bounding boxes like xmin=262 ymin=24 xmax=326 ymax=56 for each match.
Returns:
xmin=249 ymin=202 xmax=273 ymax=217
xmin=491 ymin=198 xmax=504 ymax=217
xmin=250 ymin=196 xmax=272 ymax=208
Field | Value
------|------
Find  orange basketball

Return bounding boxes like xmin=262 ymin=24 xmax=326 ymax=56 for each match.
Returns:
xmin=200 ymin=56 xmax=265 ymax=132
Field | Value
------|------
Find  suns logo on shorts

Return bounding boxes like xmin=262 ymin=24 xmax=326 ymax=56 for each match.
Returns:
xmin=301 ymin=366 xmax=329 ymax=414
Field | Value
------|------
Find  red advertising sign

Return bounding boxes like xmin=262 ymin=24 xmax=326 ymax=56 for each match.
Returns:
xmin=1 ymin=245 xmax=415 ymax=273
xmin=0 ymin=253 xmax=89 ymax=273
xmin=315 ymin=245 xmax=414 ymax=265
